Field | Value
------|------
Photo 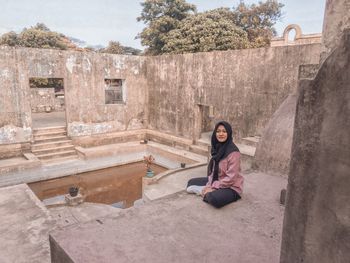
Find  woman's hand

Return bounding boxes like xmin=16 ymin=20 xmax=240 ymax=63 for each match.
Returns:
xmin=202 ymin=186 xmax=214 ymax=196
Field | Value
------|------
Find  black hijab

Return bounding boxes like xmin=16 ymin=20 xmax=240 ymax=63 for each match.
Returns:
xmin=208 ymin=121 xmax=240 ymax=183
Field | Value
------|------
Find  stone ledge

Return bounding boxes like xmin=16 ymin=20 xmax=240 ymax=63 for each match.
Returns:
xmin=50 ymin=171 xmax=287 ymax=263
xmin=0 ymin=153 xmax=40 ymax=175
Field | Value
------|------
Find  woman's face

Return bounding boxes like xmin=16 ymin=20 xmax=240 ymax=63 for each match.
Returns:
xmin=216 ymin=124 xmax=228 ymax=143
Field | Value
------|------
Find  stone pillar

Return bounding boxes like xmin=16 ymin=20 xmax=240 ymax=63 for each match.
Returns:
xmin=320 ymin=0 xmax=350 ymax=62
xmin=279 ymin=28 xmax=350 ymax=263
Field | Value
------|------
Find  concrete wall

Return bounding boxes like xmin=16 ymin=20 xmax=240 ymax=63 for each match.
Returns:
xmin=147 ymin=44 xmax=321 ymax=141
xmin=1 ymin=43 xmax=321 ymax=158
xmin=65 ymin=52 xmax=148 ymax=136
xmin=271 ymin=24 xmax=322 ymax=47
xmin=0 ymin=47 xmax=148 ymax=145
xmin=254 ymin=94 xmax=297 ymax=176
xmin=0 ymin=47 xmax=32 ymax=147
xmin=253 ymin=63 xmax=321 ymax=175
xmin=30 ymin=88 xmax=64 ymax=113
xmin=321 ymin=0 xmax=350 ymax=62
xmin=280 ymin=29 xmax=350 ymax=263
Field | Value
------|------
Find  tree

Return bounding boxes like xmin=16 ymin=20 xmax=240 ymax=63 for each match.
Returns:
xmin=231 ymin=0 xmax=284 ymax=47
xmin=29 ymin=78 xmax=64 ymax=93
xmin=100 ymin=41 xmax=124 ymax=54
xmin=32 ymin=22 xmax=50 ymax=32
xmin=0 ymin=23 xmax=68 ymax=50
xmin=162 ymin=9 xmax=249 ymax=54
xmin=137 ymin=0 xmax=196 ymax=55
xmin=0 ymin=31 xmax=19 ymax=46
xmin=19 ymin=28 xmax=67 ymax=49
xmin=123 ymin=46 xmax=142 ymax=55
xmin=137 ymin=0 xmax=283 ymax=54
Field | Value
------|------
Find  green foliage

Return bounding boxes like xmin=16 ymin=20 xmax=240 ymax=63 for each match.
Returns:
xmin=123 ymin=46 xmax=142 ymax=55
xmin=137 ymin=0 xmax=196 ymax=24
xmin=100 ymin=41 xmax=124 ymax=54
xmin=162 ymin=9 xmax=249 ymax=54
xmin=137 ymin=0 xmax=196 ymax=55
xmin=19 ymin=28 xmax=67 ymax=50
xmin=29 ymin=78 xmax=64 ymax=93
xmin=232 ymin=0 xmax=284 ymax=47
xmin=0 ymin=23 xmax=142 ymax=55
xmin=99 ymin=41 xmax=142 ymax=55
xmin=0 ymin=23 xmax=68 ymax=50
xmin=0 ymin=31 xmax=19 ymax=46
xmin=137 ymin=0 xmax=283 ymax=54
xmin=32 ymin=22 xmax=50 ymax=32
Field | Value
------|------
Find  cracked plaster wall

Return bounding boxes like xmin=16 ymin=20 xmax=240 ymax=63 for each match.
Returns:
xmin=0 ymin=47 xmax=148 ymax=148
xmin=280 ymin=29 xmax=350 ymax=263
xmin=147 ymin=44 xmax=321 ymax=140
xmin=1 ymin=43 xmax=321 ymax=152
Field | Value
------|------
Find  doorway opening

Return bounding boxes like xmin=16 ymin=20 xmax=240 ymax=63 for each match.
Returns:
xmin=196 ymin=104 xmax=215 ymax=143
xmin=29 ymin=78 xmax=66 ymax=128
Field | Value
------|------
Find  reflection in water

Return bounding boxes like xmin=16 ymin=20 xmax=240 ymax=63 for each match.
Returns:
xmin=28 ymin=161 xmax=167 ymax=208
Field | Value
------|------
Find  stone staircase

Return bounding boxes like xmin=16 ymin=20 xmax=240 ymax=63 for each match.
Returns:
xmin=193 ymin=133 xmax=260 ymax=171
xmin=31 ymin=126 xmax=78 ymax=164
xmin=241 ymin=136 xmax=260 ymax=147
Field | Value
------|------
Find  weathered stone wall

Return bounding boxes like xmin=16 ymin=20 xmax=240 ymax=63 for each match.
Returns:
xmin=280 ymin=29 xmax=350 ymax=263
xmin=1 ymin=43 xmax=321 ymax=157
xmin=0 ymin=47 xmax=148 ymax=147
xmin=147 ymin=44 xmax=321 ymax=140
xmin=321 ymin=0 xmax=350 ymax=62
xmin=271 ymin=24 xmax=322 ymax=47
xmin=0 ymin=47 xmax=32 ymax=145
xmin=30 ymin=88 xmax=64 ymax=113
xmin=254 ymin=94 xmax=297 ymax=176
xmin=64 ymin=52 xmax=148 ymax=136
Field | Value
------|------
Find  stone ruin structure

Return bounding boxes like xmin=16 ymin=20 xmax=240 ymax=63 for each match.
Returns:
xmin=0 ymin=34 xmax=321 ymax=162
xmin=0 ymin=0 xmax=349 ymax=262
xmin=280 ymin=0 xmax=350 ymax=262
xmin=270 ymin=24 xmax=322 ymax=47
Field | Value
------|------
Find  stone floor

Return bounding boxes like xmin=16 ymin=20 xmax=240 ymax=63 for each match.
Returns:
xmin=51 ymin=170 xmax=287 ymax=263
xmin=0 ymin=167 xmax=287 ymax=263
xmin=0 ymin=116 xmax=286 ymax=262
xmin=0 ymin=184 xmax=55 ymax=263
xmin=32 ymin=111 xmax=66 ymax=128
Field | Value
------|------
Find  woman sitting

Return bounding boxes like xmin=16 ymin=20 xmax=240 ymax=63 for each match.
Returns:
xmin=186 ymin=121 xmax=244 ymax=208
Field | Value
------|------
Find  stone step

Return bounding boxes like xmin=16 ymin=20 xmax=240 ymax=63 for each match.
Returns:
xmin=31 ymin=140 xmax=73 ymax=151
xmin=189 ymin=145 xmax=209 ymax=157
xmin=236 ymin=143 xmax=256 ymax=157
xmin=32 ymin=145 xmax=76 ymax=155
xmin=33 ymin=131 xmax=67 ymax=140
xmin=196 ymin=139 xmax=210 ymax=148
xmin=41 ymin=155 xmax=79 ymax=165
xmin=33 ymin=135 xmax=69 ymax=144
xmin=36 ymin=150 xmax=77 ymax=160
xmin=33 ymin=126 xmax=66 ymax=135
xmin=241 ymin=136 xmax=260 ymax=147
xmin=236 ymin=143 xmax=256 ymax=171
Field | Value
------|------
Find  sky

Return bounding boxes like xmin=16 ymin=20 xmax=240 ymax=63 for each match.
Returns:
xmin=0 ymin=0 xmax=326 ymax=50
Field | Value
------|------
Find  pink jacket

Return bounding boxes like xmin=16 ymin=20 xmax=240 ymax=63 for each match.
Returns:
xmin=206 ymin=151 xmax=244 ymax=195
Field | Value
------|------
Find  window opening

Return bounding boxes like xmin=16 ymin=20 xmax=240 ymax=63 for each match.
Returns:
xmin=287 ymin=29 xmax=297 ymax=42
xmin=105 ymin=79 xmax=125 ymax=104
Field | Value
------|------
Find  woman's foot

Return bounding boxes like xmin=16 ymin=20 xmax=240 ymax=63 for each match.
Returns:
xmin=186 ymin=185 xmax=205 ymax=195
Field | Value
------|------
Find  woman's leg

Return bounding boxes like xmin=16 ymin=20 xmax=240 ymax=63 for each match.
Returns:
xmin=203 ymin=188 xmax=240 ymax=208
xmin=186 ymin=177 xmax=208 ymax=195
xmin=187 ymin=177 xmax=208 ymax=187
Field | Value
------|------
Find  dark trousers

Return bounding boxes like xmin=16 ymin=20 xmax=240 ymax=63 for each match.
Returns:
xmin=187 ymin=177 xmax=241 ymax=208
